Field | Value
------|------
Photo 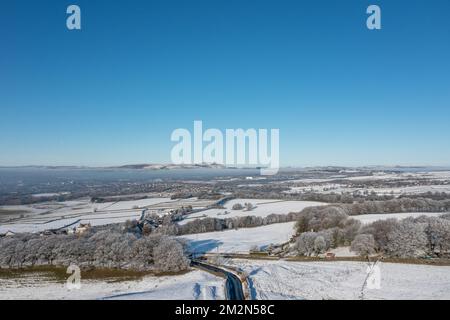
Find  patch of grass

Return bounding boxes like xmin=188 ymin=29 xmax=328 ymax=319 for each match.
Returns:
xmin=0 ymin=266 xmax=157 ymax=283
xmin=0 ymin=209 xmax=28 ymax=216
xmin=0 ymin=209 xmax=29 ymax=223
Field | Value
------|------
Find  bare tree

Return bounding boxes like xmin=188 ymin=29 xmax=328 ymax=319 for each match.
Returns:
xmin=232 ymin=203 xmax=244 ymax=210
xmin=244 ymin=203 xmax=255 ymax=211
xmin=313 ymin=236 xmax=326 ymax=255
xmin=386 ymin=219 xmax=428 ymax=258
xmin=360 ymin=218 xmax=399 ymax=252
xmin=424 ymin=217 xmax=450 ymax=256
xmin=295 ymin=232 xmax=317 ymax=256
xmin=153 ymin=238 xmax=190 ymax=273
xmin=351 ymin=234 xmax=376 ymax=257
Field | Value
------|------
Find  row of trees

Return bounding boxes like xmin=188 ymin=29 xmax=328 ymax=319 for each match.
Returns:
xmin=352 ymin=215 xmax=450 ymax=258
xmin=0 ymin=225 xmax=190 ymax=273
xmin=232 ymin=203 xmax=255 ymax=211
xmin=176 ymin=211 xmax=307 ymax=236
xmin=231 ymin=189 xmax=450 ymax=204
xmin=335 ymin=198 xmax=450 ymax=216
xmin=291 ymin=204 xmax=450 ymax=259
xmin=400 ymin=192 xmax=450 ymax=201
xmin=231 ymin=190 xmax=394 ymax=204
xmin=173 ymin=198 xmax=450 ymax=237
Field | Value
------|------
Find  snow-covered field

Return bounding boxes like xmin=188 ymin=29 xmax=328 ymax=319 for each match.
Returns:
xmin=365 ymin=185 xmax=450 ymax=196
xmin=0 ymin=269 xmax=225 ymax=300
xmin=0 ymin=198 xmax=166 ymax=234
xmin=229 ymin=260 xmax=450 ymax=300
xmin=181 ymin=222 xmax=296 ymax=254
xmin=0 ymin=197 xmax=215 ymax=234
xmin=286 ymin=184 xmax=450 ymax=196
xmin=352 ymin=212 xmax=446 ymax=225
xmin=285 ymin=172 xmax=406 ymax=184
xmin=180 ymin=199 xmax=325 ymax=225
xmin=283 ymin=171 xmax=450 ymax=196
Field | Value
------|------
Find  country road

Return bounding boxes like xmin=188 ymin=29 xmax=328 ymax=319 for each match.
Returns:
xmin=191 ymin=260 xmax=245 ymax=301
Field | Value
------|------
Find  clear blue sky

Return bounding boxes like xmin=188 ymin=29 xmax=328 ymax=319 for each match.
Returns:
xmin=1 ymin=0 xmax=450 ymax=167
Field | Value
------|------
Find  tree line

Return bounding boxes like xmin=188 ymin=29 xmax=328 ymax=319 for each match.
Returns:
xmin=0 ymin=224 xmax=189 ymax=273
xmin=292 ymin=205 xmax=450 ymax=259
xmin=174 ymin=197 xmax=450 ymax=236
xmin=231 ymin=190 xmax=450 ymax=204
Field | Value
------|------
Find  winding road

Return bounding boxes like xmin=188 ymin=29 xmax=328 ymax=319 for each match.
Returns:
xmin=191 ymin=260 xmax=245 ymax=301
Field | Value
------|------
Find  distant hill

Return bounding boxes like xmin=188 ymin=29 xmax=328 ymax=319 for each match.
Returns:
xmin=112 ymin=163 xmax=228 ymax=170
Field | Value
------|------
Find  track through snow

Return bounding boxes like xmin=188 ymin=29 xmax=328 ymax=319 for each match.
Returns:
xmin=230 ymin=260 xmax=450 ymax=300
xmin=0 ymin=269 xmax=225 ymax=300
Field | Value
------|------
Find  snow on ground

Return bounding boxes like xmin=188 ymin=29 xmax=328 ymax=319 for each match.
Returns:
xmin=285 ymin=172 xmax=406 ymax=184
xmin=345 ymin=173 xmax=408 ymax=181
xmin=327 ymin=246 xmax=358 ymax=257
xmin=417 ymin=171 xmax=450 ymax=180
xmin=352 ymin=212 xmax=446 ymax=225
xmin=0 ymin=214 xmax=146 ymax=234
xmin=95 ymin=198 xmax=176 ymax=211
xmin=180 ymin=199 xmax=325 ymax=225
xmin=229 ymin=260 xmax=450 ymax=300
xmin=0 ymin=269 xmax=225 ymax=300
xmin=365 ymin=185 xmax=450 ymax=196
xmin=283 ymin=171 xmax=450 ymax=196
xmin=333 ymin=171 xmax=450 ymax=182
xmin=32 ymin=193 xmax=69 ymax=198
xmin=0 ymin=197 xmax=216 ymax=234
xmin=181 ymin=222 xmax=297 ymax=254
xmin=285 ymin=184 xmax=450 ymax=196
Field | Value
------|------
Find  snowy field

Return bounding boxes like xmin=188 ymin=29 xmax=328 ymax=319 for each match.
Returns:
xmin=0 ymin=269 xmax=225 ymax=300
xmin=181 ymin=222 xmax=296 ymax=254
xmin=352 ymin=212 xmax=446 ymax=225
xmin=180 ymin=199 xmax=325 ymax=225
xmin=285 ymin=172 xmax=408 ymax=184
xmin=286 ymin=184 xmax=450 ymax=196
xmin=283 ymin=171 xmax=450 ymax=196
xmin=229 ymin=260 xmax=450 ymax=300
xmin=0 ymin=197 xmax=215 ymax=234
xmin=339 ymin=171 xmax=450 ymax=181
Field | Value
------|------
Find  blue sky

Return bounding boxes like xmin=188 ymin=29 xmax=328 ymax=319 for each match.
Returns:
xmin=1 ymin=0 xmax=450 ymax=167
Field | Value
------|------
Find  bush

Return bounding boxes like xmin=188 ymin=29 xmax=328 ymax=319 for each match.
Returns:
xmin=232 ymin=203 xmax=244 ymax=210
xmin=244 ymin=203 xmax=255 ymax=211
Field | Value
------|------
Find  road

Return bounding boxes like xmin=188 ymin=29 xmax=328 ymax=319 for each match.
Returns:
xmin=191 ymin=260 xmax=245 ymax=301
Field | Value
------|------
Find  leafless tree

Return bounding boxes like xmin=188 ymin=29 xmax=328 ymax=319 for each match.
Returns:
xmin=386 ymin=218 xmax=428 ymax=258
xmin=351 ymin=234 xmax=376 ymax=257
